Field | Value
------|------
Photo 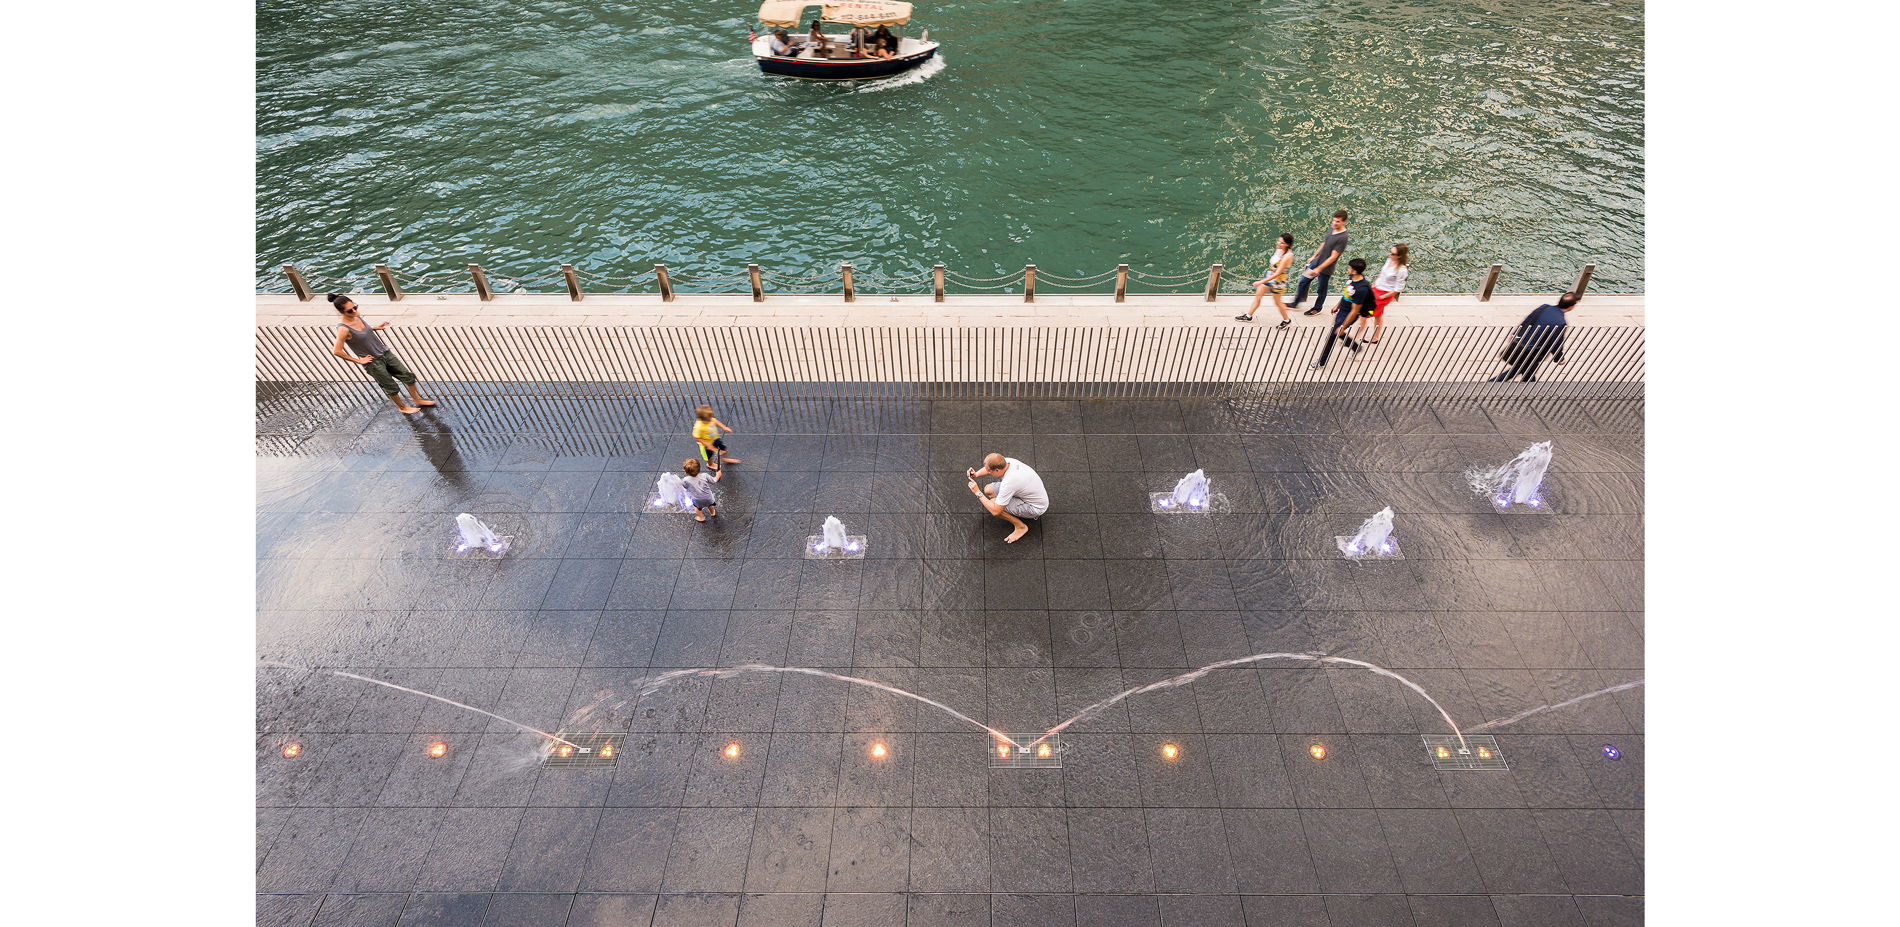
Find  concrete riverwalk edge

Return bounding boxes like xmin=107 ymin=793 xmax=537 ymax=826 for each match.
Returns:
xmin=257 ymin=292 xmax=1644 ymax=329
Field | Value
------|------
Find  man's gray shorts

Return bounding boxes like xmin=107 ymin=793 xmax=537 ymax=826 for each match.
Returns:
xmin=1003 ymin=498 xmax=1046 ymax=519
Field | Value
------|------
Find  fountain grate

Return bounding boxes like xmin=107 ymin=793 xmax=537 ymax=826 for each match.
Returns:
xmin=805 ymin=535 xmax=867 ymax=559
xmin=1489 ymin=494 xmax=1551 ymax=514
xmin=1422 ymin=734 xmax=1508 ymax=770
xmin=1336 ymin=535 xmax=1403 ymax=560
xmin=541 ymin=731 xmax=626 ymax=768
xmin=446 ymin=535 xmax=513 ymax=559
xmin=989 ymin=733 xmax=1062 ymax=768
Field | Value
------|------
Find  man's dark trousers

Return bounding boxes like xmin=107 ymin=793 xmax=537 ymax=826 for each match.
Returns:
xmin=1313 ymin=302 xmax=1360 ymax=367
xmin=1289 ymin=264 xmax=1332 ymax=312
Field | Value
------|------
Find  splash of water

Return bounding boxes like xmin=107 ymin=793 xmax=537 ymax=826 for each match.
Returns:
xmin=454 ymin=513 xmax=505 ymax=552
xmin=1465 ymin=678 xmax=1644 ymax=732
xmin=258 ymin=661 xmax=578 ymax=749
xmin=1338 ymin=507 xmax=1396 ymax=557
xmin=1025 ymin=652 xmax=1469 ymax=751
xmin=656 ymin=472 xmax=685 ymax=508
xmin=822 ymin=516 xmax=847 ymax=551
xmin=600 ymin=664 xmax=1017 ymax=748
xmin=1171 ymin=470 xmax=1210 ymax=508
xmin=1467 ymin=441 xmax=1554 ymax=506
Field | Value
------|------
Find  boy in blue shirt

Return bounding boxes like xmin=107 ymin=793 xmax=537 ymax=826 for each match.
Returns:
xmin=1309 ymin=257 xmax=1372 ymax=369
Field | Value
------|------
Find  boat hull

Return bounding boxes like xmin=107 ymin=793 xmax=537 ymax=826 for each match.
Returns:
xmin=756 ymin=46 xmax=937 ymax=80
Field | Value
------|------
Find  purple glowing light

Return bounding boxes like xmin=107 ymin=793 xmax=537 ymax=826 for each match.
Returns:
xmin=1158 ymin=498 xmax=1173 ymax=508
xmin=813 ymin=542 xmax=828 ymax=554
xmin=455 ymin=543 xmax=469 ymax=553
xmin=845 ymin=542 xmax=861 ymax=553
xmin=1378 ymin=542 xmax=1393 ymax=554
xmin=1602 ymin=745 xmax=1620 ymax=760
xmin=1495 ymin=496 xmax=1510 ymax=507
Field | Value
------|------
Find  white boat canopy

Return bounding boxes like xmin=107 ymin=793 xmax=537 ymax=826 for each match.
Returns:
xmin=757 ymin=1 xmax=912 ymax=28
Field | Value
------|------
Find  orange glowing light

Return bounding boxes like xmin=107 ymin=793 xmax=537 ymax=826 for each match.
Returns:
xmin=724 ymin=742 xmax=741 ymax=759
xmin=429 ymin=742 xmax=448 ymax=758
xmin=1435 ymin=746 xmax=1449 ymax=758
xmin=999 ymin=743 xmax=1012 ymax=759
xmin=558 ymin=744 xmax=573 ymax=757
xmin=1309 ymin=744 xmax=1327 ymax=761
xmin=599 ymin=744 xmax=613 ymax=758
xmin=1476 ymin=746 xmax=1492 ymax=759
xmin=281 ymin=743 xmax=300 ymax=758
xmin=1161 ymin=743 xmax=1179 ymax=760
xmin=871 ymin=742 xmax=887 ymax=759
xmin=1037 ymin=743 xmax=1051 ymax=758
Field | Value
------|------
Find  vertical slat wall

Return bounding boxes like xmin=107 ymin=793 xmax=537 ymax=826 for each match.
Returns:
xmin=258 ymin=325 xmax=1645 ymax=401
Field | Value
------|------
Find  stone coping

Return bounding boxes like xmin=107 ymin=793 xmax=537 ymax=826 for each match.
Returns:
xmin=259 ymin=292 xmax=1644 ymax=329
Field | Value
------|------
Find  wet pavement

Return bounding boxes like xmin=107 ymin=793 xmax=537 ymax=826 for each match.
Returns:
xmin=258 ymin=388 xmax=1644 ymax=926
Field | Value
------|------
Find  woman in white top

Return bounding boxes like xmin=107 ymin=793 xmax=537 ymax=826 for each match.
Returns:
xmin=1354 ymin=242 xmax=1408 ymax=344
xmin=1236 ymin=232 xmax=1296 ymax=329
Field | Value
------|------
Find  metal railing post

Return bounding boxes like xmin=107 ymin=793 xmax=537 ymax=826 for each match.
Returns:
xmin=374 ymin=263 xmax=404 ymax=301
xmin=561 ymin=263 xmax=584 ymax=301
xmin=1115 ymin=264 xmax=1128 ymax=302
xmin=655 ymin=264 xmax=674 ymax=301
xmin=933 ymin=264 xmax=945 ymax=302
xmin=1571 ymin=263 xmax=1595 ymax=297
xmin=1023 ymin=265 xmax=1036 ymax=303
xmin=1205 ymin=263 xmax=1223 ymax=301
xmin=1479 ymin=264 xmax=1502 ymax=301
xmin=842 ymin=263 xmax=855 ymax=302
xmin=282 ymin=264 xmax=314 ymax=301
xmin=469 ymin=264 xmax=494 ymax=301
xmin=749 ymin=264 xmax=764 ymax=302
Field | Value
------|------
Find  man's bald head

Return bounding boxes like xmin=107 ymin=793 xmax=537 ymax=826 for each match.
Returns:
xmin=983 ymin=453 xmax=1007 ymax=472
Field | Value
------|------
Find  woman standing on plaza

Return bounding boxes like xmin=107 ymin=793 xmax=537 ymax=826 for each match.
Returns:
xmin=329 ymin=294 xmax=437 ymax=414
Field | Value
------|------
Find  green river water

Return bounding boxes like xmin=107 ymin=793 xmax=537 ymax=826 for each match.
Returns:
xmin=256 ymin=0 xmax=1643 ymax=294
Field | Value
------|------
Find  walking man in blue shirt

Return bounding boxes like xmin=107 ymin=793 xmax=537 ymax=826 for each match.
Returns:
xmin=1286 ymin=210 xmax=1350 ymax=317
xmin=1488 ymin=293 xmax=1579 ymax=382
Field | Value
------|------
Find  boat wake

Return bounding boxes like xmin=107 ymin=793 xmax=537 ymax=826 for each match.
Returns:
xmin=852 ymin=54 xmax=945 ymax=92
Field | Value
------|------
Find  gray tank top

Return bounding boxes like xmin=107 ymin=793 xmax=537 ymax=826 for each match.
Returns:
xmin=338 ymin=320 xmax=388 ymax=357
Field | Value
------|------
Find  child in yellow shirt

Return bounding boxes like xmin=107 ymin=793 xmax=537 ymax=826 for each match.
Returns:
xmin=692 ymin=405 xmax=740 ymax=471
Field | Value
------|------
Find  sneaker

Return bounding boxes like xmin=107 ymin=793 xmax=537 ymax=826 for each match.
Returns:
xmin=1275 ymin=320 xmax=1291 ymax=330
xmin=1303 ymin=308 xmax=1322 ymax=316
xmin=1235 ymin=314 xmax=1254 ymax=322
xmin=1308 ymin=361 xmax=1324 ymax=370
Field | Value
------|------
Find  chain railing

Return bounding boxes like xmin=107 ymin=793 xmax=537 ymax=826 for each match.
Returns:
xmin=263 ymin=260 xmax=1616 ymax=303
xmin=256 ymin=323 xmax=1643 ymax=404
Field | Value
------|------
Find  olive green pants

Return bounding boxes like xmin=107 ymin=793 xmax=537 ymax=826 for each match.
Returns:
xmin=363 ymin=351 xmax=419 ymax=396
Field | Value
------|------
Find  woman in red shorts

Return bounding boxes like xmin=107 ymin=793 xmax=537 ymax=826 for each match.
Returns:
xmin=1355 ymin=243 xmax=1408 ymax=344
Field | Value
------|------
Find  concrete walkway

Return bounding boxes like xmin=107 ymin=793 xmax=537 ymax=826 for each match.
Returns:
xmin=257 ymin=292 xmax=1644 ymax=329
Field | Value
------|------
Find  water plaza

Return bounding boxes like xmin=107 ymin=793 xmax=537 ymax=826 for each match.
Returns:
xmin=252 ymin=4 xmax=1656 ymax=925
xmin=256 ymin=289 xmax=1645 ymax=926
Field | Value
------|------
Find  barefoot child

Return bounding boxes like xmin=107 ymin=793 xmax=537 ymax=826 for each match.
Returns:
xmin=680 ymin=458 xmax=721 ymax=522
xmin=692 ymin=405 xmax=740 ymax=472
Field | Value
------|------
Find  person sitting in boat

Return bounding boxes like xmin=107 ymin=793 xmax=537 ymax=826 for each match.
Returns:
xmin=807 ymin=19 xmax=829 ymax=55
xmin=769 ymin=28 xmax=802 ymax=57
xmin=847 ymin=24 xmax=871 ymax=57
xmin=873 ymin=25 xmax=898 ymax=58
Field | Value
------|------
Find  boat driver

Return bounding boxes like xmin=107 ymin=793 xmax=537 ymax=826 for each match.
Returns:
xmin=769 ymin=28 xmax=802 ymax=57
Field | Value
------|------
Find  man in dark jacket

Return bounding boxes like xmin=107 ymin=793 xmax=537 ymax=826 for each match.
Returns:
xmin=1489 ymin=292 xmax=1580 ymax=382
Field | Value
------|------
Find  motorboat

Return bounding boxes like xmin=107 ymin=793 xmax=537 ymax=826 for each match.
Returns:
xmin=751 ymin=1 xmax=939 ymax=80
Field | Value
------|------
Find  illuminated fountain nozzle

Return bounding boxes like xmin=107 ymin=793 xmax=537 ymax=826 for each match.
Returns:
xmin=1473 ymin=441 xmax=1553 ymax=512
xmin=1153 ymin=469 xmax=1214 ymax=513
xmin=452 ymin=514 xmax=510 ymax=557
xmin=806 ymin=515 xmax=866 ymax=559
xmin=1337 ymin=507 xmax=1401 ymax=560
